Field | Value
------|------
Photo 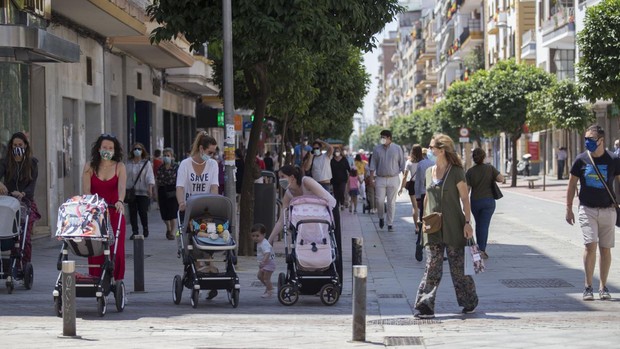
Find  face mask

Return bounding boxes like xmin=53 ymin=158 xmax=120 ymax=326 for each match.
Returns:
xmin=334 ymin=152 xmax=341 ymax=157
xmin=133 ymin=149 xmax=142 ymax=157
xmin=201 ymin=152 xmax=212 ymax=161
xmin=12 ymin=147 xmax=25 ymax=157
xmin=584 ymin=138 xmax=599 ymax=152
xmin=313 ymin=149 xmax=321 ymax=156
xmin=163 ymin=156 xmax=172 ymax=164
xmin=100 ymin=149 xmax=114 ymax=160
xmin=279 ymin=178 xmax=289 ymax=190
xmin=427 ymin=152 xmax=436 ymax=162
xmin=380 ymin=138 xmax=387 ymax=145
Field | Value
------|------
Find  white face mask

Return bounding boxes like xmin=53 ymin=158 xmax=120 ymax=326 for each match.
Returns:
xmin=313 ymin=149 xmax=321 ymax=156
xmin=334 ymin=152 xmax=341 ymax=157
xmin=279 ymin=178 xmax=290 ymax=190
xmin=380 ymin=138 xmax=387 ymax=145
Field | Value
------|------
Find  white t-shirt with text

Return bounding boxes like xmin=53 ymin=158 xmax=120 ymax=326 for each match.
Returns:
xmin=176 ymin=157 xmax=219 ymax=201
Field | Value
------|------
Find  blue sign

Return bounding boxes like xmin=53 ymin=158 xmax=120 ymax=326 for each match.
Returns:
xmin=243 ymin=121 xmax=253 ymax=130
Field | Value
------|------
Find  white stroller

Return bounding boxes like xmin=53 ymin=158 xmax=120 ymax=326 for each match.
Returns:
xmin=53 ymin=194 xmax=125 ymax=317
xmin=278 ymin=195 xmax=341 ymax=306
xmin=0 ymin=196 xmax=32 ymax=293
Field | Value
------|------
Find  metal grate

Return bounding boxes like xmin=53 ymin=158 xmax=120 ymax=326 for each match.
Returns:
xmin=368 ymin=318 xmax=441 ymax=325
xmin=384 ymin=336 xmax=424 ymax=346
xmin=376 ymin=293 xmax=405 ymax=298
xmin=500 ymin=278 xmax=574 ymax=288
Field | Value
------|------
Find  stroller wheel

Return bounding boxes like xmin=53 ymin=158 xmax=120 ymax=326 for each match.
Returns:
xmin=277 ymin=272 xmax=286 ymax=289
xmin=278 ymin=284 xmax=299 ymax=306
xmin=319 ymin=284 xmax=340 ymax=306
xmin=172 ymin=275 xmax=183 ymax=305
xmin=228 ymin=288 xmax=240 ymax=308
xmin=97 ymin=296 xmax=107 ymax=317
xmin=190 ymin=289 xmax=199 ymax=308
xmin=54 ymin=296 xmax=62 ymax=318
xmin=23 ymin=263 xmax=33 ymax=290
xmin=114 ymin=281 xmax=126 ymax=312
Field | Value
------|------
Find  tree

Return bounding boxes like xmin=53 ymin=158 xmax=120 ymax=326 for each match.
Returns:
xmin=463 ymin=60 xmax=552 ymax=186
xmin=576 ymin=0 xmax=620 ymax=105
xmin=147 ymin=0 xmax=402 ymax=255
xmin=357 ymin=124 xmax=383 ymax=151
xmin=390 ymin=114 xmax=416 ymax=146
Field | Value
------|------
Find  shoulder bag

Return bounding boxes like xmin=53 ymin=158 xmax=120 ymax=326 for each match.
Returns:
xmin=586 ymin=151 xmax=620 ymax=227
xmin=490 ymin=165 xmax=503 ymax=200
xmin=422 ymin=165 xmax=452 ymax=234
xmin=125 ymin=160 xmax=149 ymax=204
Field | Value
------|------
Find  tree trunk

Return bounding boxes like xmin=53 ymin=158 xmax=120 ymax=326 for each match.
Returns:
xmin=510 ymin=133 xmax=521 ymax=187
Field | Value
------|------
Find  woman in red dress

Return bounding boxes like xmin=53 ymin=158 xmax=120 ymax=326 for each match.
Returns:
xmin=82 ymin=134 xmax=127 ymax=281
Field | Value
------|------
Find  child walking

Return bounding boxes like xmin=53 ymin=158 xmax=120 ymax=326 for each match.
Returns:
xmin=348 ymin=168 xmax=360 ymax=213
xmin=251 ymin=223 xmax=276 ymax=298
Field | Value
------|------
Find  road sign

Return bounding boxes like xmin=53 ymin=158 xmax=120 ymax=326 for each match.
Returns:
xmin=459 ymin=127 xmax=469 ymax=137
xmin=459 ymin=137 xmax=470 ymax=143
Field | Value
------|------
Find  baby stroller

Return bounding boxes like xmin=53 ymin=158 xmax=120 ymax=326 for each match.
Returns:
xmin=0 ymin=196 xmax=32 ymax=293
xmin=278 ymin=195 xmax=341 ymax=306
xmin=174 ymin=194 xmax=239 ymax=308
xmin=52 ymin=194 xmax=125 ymax=317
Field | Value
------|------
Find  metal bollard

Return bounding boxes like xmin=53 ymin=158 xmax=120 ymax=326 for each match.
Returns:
xmin=62 ymin=261 xmax=76 ymax=337
xmin=133 ymin=234 xmax=145 ymax=292
xmin=352 ymin=237 xmax=363 ymax=266
xmin=352 ymin=265 xmax=367 ymax=342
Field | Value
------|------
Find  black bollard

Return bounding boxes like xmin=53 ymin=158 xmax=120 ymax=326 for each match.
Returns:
xmin=133 ymin=234 xmax=145 ymax=292
xmin=62 ymin=261 xmax=76 ymax=337
xmin=352 ymin=265 xmax=367 ymax=342
xmin=352 ymin=237 xmax=363 ymax=266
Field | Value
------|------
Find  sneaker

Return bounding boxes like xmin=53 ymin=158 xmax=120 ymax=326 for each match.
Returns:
xmin=480 ymin=251 xmax=489 ymax=260
xmin=583 ymin=286 xmax=594 ymax=301
xmin=414 ymin=304 xmax=435 ymax=319
xmin=462 ymin=306 xmax=476 ymax=314
xmin=388 ymin=225 xmax=394 ymax=232
xmin=379 ymin=219 xmax=385 ymax=229
xmin=261 ymin=290 xmax=273 ymax=298
xmin=599 ymin=286 xmax=612 ymax=300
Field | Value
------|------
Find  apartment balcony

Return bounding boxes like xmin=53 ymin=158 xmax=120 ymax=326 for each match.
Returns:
xmin=521 ymin=29 xmax=536 ymax=60
xmin=487 ymin=11 xmax=506 ymax=35
xmin=166 ymin=57 xmax=219 ymax=96
xmin=415 ymin=71 xmax=437 ymax=90
xmin=109 ymin=22 xmax=194 ymax=69
xmin=458 ymin=0 xmax=482 ymax=14
xmin=450 ymin=23 xmax=483 ymax=59
xmin=540 ymin=7 xmax=575 ymax=50
xmin=53 ymin=0 xmax=146 ymax=37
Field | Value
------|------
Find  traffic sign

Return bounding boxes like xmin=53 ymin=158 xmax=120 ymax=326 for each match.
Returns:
xmin=459 ymin=127 xmax=469 ymax=137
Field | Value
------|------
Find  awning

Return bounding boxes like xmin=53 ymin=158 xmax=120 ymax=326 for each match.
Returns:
xmin=0 ymin=25 xmax=80 ymax=63
xmin=109 ymin=36 xmax=194 ymax=69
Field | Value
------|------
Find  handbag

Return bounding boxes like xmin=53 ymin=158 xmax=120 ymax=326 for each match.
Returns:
xmin=164 ymin=190 xmax=177 ymax=199
xmin=490 ymin=165 xmax=503 ymax=200
xmin=586 ymin=151 xmax=620 ymax=227
xmin=124 ymin=160 xmax=149 ymax=204
xmin=422 ymin=165 xmax=451 ymax=234
xmin=404 ymin=179 xmax=415 ymax=194
xmin=464 ymin=238 xmax=485 ymax=275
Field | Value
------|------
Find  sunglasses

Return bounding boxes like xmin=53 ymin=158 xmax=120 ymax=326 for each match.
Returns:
xmin=134 ymin=148 xmax=143 ymax=151
xmin=101 ymin=133 xmax=116 ymax=139
xmin=585 ymin=137 xmax=599 ymax=142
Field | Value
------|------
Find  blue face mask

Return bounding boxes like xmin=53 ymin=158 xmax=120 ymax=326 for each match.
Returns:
xmin=427 ymin=151 xmax=436 ymax=162
xmin=201 ymin=152 xmax=212 ymax=161
xmin=585 ymin=138 xmax=599 ymax=152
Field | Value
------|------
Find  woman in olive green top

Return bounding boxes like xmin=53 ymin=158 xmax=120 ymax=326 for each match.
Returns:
xmin=414 ymin=134 xmax=478 ymax=319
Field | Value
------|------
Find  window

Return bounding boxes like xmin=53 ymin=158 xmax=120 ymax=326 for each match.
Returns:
xmin=86 ymin=57 xmax=93 ymax=86
xmin=137 ymin=72 xmax=142 ymax=90
xmin=551 ymin=49 xmax=575 ymax=80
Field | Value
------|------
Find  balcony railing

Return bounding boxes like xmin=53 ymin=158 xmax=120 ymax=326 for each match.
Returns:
xmin=542 ymin=7 xmax=575 ymax=34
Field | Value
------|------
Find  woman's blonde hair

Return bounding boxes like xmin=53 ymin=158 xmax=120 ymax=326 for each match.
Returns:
xmin=191 ymin=131 xmax=217 ymax=156
xmin=433 ymin=133 xmax=462 ymax=168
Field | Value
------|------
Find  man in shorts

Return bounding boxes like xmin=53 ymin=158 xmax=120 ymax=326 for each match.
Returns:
xmin=566 ymin=125 xmax=620 ymax=301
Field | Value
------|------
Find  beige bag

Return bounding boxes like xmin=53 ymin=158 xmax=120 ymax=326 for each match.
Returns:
xmin=422 ymin=212 xmax=442 ymax=234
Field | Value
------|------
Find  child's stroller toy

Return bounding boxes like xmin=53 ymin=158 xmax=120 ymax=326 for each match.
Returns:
xmin=52 ymin=194 xmax=125 ymax=317
xmin=0 ymin=196 xmax=33 ymax=293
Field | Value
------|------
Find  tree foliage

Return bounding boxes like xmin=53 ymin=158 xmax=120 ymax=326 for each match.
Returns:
xmin=527 ymin=79 xmax=594 ymax=131
xmin=576 ymin=0 xmax=620 ymax=104
xmin=357 ymin=124 xmax=383 ymax=151
xmin=147 ymin=0 xmax=402 ymax=255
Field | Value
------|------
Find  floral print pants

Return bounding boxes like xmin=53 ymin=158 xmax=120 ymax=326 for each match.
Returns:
xmin=415 ymin=243 xmax=478 ymax=312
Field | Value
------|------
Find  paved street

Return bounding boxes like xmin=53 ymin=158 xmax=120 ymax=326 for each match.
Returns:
xmin=2 ymin=176 xmax=620 ymax=348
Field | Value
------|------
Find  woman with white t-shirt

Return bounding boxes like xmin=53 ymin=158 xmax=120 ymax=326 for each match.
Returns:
xmin=176 ymin=131 xmax=219 ymax=212
xmin=399 ymin=145 xmax=421 ymax=226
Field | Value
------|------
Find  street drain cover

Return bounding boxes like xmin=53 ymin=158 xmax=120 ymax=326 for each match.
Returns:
xmin=377 ymin=294 xmax=405 ymax=298
xmin=384 ymin=336 xmax=423 ymax=346
xmin=500 ymin=278 xmax=574 ymax=288
xmin=368 ymin=318 xmax=441 ymax=325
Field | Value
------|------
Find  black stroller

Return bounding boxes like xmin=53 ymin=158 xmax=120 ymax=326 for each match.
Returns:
xmin=0 ymin=196 xmax=33 ymax=293
xmin=173 ymin=194 xmax=239 ymax=308
xmin=53 ymin=194 xmax=125 ymax=317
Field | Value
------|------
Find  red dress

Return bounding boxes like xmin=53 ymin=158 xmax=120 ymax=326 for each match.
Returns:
xmin=87 ymin=167 xmax=126 ymax=280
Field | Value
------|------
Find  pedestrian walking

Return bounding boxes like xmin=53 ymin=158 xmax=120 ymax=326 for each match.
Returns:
xmin=354 ymin=153 xmax=367 ymax=203
xmin=399 ymin=145 xmax=421 ymax=230
xmin=414 ymin=148 xmax=434 ymax=261
xmin=126 ymin=142 xmax=155 ymax=240
xmin=566 ymin=124 xmax=620 ymax=301
xmin=304 ymin=139 xmax=334 ymax=192
xmin=177 ymin=131 xmax=220 ymax=300
xmin=369 ymin=130 xmax=405 ymax=232
xmin=251 ymin=223 xmax=275 ymax=298
xmin=156 ymin=147 xmax=179 ymax=240
xmin=82 ymin=133 xmax=127 ymax=281
xmin=466 ymin=148 xmax=504 ymax=259
xmin=414 ymin=133 xmax=477 ymax=319
xmin=0 ymin=132 xmax=41 ymax=270
xmin=294 ymin=136 xmax=312 ymax=167
xmin=364 ymin=154 xmax=376 ymax=213
xmin=614 ymin=139 xmax=620 ymax=157
xmin=557 ymin=146 xmax=568 ymax=180
xmin=348 ymin=168 xmax=361 ymax=213
xmin=330 ymin=148 xmax=350 ymax=210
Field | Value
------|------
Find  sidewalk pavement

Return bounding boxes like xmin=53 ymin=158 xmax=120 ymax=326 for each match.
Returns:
xmin=3 ymin=175 xmax=620 ymax=348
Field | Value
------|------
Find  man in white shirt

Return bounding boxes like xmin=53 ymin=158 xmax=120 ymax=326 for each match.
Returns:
xmin=304 ymin=138 xmax=334 ymax=191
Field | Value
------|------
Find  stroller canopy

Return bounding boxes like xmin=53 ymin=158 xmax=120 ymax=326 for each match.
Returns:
xmin=55 ymin=194 xmax=111 ymax=240
xmin=0 ymin=196 xmax=21 ymax=238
